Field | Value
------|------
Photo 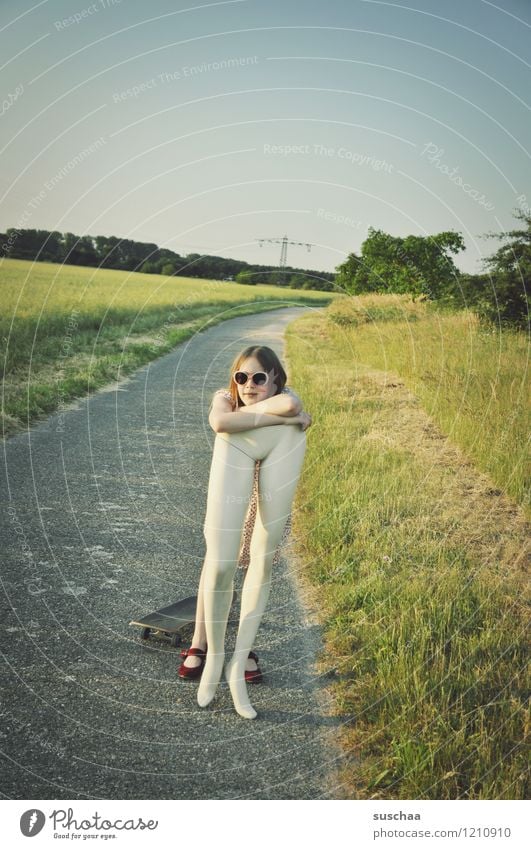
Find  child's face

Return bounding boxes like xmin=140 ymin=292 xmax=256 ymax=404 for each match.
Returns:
xmin=234 ymin=357 xmax=277 ymax=406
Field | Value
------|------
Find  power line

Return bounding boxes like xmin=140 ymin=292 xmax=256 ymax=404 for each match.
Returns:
xmin=257 ymin=235 xmax=313 ymax=282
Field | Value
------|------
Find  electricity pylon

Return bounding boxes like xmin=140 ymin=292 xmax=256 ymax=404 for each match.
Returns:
xmin=257 ymin=235 xmax=313 ymax=284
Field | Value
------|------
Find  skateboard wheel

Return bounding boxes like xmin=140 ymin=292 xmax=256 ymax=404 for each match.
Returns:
xmin=170 ymin=633 xmax=182 ymax=648
xmin=141 ymin=627 xmax=151 ymax=640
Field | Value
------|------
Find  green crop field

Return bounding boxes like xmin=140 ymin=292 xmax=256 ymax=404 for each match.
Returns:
xmin=0 ymin=258 xmax=334 ymax=437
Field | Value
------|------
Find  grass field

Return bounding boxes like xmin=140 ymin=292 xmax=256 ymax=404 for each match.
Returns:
xmin=0 ymin=258 xmax=333 ymax=438
xmin=286 ymin=295 xmax=529 ymax=799
xmin=2 ymin=261 xmax=528 ymax=799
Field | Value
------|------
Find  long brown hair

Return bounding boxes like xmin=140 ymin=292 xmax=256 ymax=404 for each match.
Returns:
xmin=226 ymin=345 xmax=287 ymax=408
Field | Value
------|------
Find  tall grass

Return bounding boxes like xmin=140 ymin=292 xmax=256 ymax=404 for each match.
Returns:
xmin=326 ymin=294 xmax=529 ymax=510
xmin=286 ymin=297 xmax=529 ymax=799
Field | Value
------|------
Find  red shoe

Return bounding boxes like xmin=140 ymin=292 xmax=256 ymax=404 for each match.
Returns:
xmin=245 ymin=650 xmax=263 ymax=685
xmin=180 ymin=646 xmax=262 ymax=683
xmin=178 ymin=647 xmax=206 ymax=680
xmin=180 ymin=643 xmax=208 ymax=658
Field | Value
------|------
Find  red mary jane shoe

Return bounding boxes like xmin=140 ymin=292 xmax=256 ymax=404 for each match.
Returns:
xmin=180 ymin=647 xmax=262 ymax=683
xmin=245 ymin=650 xmax=263 ymax=685
xmin=178 ymin=646 xmax=206 ymax=680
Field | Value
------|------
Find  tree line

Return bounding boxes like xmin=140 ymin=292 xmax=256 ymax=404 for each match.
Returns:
xmin=0 ymin=227 xmax=335 ymax=290
xmin=2 ymin=215 xmax=528 ymax=327
xmin=334 ymin=210 xmax=530 ymax=330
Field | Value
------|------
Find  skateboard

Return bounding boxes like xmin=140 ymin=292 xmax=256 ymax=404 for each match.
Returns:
xmin=130 ymin=590 xmax=238 ymax=648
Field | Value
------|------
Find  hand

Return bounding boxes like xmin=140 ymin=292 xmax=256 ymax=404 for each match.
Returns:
xmin=299 ymin=411 xmax=312 ymax=431
xmin=287 ymin=410 xmax=312 ymax=431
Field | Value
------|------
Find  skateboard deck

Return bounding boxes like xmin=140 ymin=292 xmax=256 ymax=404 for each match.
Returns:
xmin=130 ymin=590 xmax=239 ymax=648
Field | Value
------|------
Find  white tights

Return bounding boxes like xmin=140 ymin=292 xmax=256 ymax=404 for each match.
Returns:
xmin=197 ymin=423 xmax=307 ymax=718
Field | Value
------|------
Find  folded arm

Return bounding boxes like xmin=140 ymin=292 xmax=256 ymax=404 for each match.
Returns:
xmin=237 ymin=386 xmax=303 ymax=417
xmin=208 ymin=388 xmax=304 ymax=434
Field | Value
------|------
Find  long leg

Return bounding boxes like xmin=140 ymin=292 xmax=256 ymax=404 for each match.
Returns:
xmin=181 ymin=557 xmax=208 ymax=670
xmin=189 ymin=463 xmax=259 ymax=648
xmin=184 ymin=477 xmax=255 ymax=670
xmin=197 ymin=434 xmax=256 ymax=707
xmin=225 ymin=425 xmax=307 ymax=718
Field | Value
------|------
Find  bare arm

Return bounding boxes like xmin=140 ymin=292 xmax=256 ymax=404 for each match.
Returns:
xmin=208 ymin=392 xmax=303 ymax=434
xmin=237 ymin=387 xmax=303 ymax=417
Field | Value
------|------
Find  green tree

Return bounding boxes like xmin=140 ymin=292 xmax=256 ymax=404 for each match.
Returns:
xmin=140 ymin=261 xmax=158 ymax=274
xmin=268 ymin=270 xmax=288 ymax=286
xmin=62 ymin=233 xmax=99 ymax=266
xmin=335 ymin=252 xmax=369 ymax=293
xmin=475 ymin=209 xmax=530 ymax=330
xmin=94 ymin=235 xmax=121 ymax=267
xmin=288 ymin=273 xmax=306 ymax=289
xmin=335 ymin=227 xmax=464 ymax=299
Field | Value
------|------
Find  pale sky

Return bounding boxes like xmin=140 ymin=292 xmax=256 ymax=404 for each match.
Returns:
xmin=1 ymin=0 xmax=529 ymax=275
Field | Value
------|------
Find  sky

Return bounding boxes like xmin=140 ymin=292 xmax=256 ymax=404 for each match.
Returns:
xmin=0 ymin=0 xmax=529 ymax=275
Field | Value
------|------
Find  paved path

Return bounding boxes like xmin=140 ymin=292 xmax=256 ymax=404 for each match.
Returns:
xmin=0 ymin=306 xmax=342 ymax=800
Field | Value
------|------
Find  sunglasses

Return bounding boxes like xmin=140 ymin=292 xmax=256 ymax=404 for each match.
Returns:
xmin=233 ymin=370 xmax=269 ymax=387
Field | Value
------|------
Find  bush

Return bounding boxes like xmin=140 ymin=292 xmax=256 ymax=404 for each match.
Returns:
xmin=475 ymin=210 xmax=530 ymax=331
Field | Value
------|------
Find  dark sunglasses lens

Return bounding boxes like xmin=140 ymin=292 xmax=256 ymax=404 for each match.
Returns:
xmin=254 ymin=373 xmax=267 ymax=385
xmin=234 ymin=372 xmax=247 ymax=385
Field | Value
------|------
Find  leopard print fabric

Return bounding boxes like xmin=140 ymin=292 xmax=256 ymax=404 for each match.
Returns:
xmin=213 ymin=387 xmax=294 ymax=570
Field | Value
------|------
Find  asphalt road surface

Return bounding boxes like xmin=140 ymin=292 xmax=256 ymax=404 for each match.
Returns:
xmin=0 ymin=305 xmax=344 ymax=800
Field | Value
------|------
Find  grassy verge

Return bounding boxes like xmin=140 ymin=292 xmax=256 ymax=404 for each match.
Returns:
xmin=1 ymin=258 xmax=333 ymax=438
xmin=285 ymin=296 xmax=529 ymax=799
xmin=325 ymin=294 xmax=529 ymax=510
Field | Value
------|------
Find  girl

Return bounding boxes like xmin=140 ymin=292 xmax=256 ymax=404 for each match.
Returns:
xmin=179 ymin=345 xmax=311 ymax=719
